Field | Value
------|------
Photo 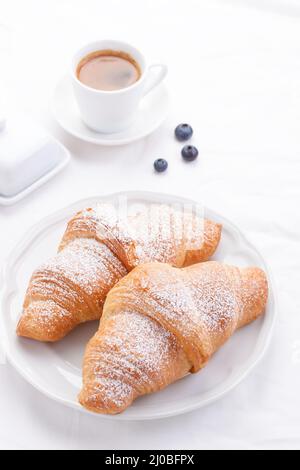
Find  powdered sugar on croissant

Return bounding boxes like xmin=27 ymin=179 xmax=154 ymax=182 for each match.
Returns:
xmin=17 ymin=203 xmax=222 ymax=342
xmin=79 ymin=261 xmax=268 ymax=414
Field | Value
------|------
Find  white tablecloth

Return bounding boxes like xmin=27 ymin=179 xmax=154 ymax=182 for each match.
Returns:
xmin=0 ymin=0 xmax=300 ymax=450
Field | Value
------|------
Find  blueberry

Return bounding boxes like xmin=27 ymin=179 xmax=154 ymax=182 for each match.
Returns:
xmin=175 ymin=123 xmax=193 ymax=141
xmin=181 ymin=145 xmax=198 ymax=162
xmin=154 ymin=158 xmax=168 ymax=173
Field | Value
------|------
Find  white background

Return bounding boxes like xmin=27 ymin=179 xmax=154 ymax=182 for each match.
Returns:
xmin=1 ymin=0 xmax=300 ymax=450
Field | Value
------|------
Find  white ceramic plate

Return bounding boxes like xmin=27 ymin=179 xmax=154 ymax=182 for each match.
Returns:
xmin=51 ymin=76 xmax=169 ymax=146
xmin=1 ymin=191 xmax=276 ymax=420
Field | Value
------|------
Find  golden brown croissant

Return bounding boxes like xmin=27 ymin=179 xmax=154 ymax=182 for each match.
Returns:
xmin=79 ymin=261 xmax=268 ymax=414
xmin=17 ymin=204 xmax=221 ymax=342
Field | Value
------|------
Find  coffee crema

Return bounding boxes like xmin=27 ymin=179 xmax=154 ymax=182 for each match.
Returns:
xmin=76 ymin=49 xmax=141 ymax=91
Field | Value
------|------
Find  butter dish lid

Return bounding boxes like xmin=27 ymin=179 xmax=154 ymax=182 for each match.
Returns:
xmin=0 ymin=112 xmax=70 ymax=202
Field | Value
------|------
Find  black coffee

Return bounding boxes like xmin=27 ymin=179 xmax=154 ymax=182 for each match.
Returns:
xmin=77 ymin=49 xmax=141 ymax=91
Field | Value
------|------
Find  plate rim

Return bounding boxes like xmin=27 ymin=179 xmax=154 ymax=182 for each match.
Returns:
xmin=51 ymin=76 xmax=170 ymax=146
xmin=0 ymin=191 xmax=277 ymax=420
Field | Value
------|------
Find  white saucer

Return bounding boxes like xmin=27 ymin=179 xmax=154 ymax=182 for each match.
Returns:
xmin=51 ymin=76 xmax=170 ymax=146
xmin=1 ymin=191 xmax=276 ymax=420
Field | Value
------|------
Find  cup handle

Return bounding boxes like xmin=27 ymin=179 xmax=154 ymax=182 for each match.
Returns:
xmin=142 ymin=63 xmax=168 ymax=96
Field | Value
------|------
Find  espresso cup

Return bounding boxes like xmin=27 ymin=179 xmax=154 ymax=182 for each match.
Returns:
xmin=71 ymin=40 xmax=168 ymax=133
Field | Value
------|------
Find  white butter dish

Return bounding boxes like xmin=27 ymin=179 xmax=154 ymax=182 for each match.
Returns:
xmin=0 ymin=113 xmax=70 ymax=205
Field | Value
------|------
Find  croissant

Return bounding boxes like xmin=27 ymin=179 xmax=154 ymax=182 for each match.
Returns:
xmin=79 ymin=261 xmax=268 ymax=414
xmin=16 ymin=203 xmax=221 ymax=342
